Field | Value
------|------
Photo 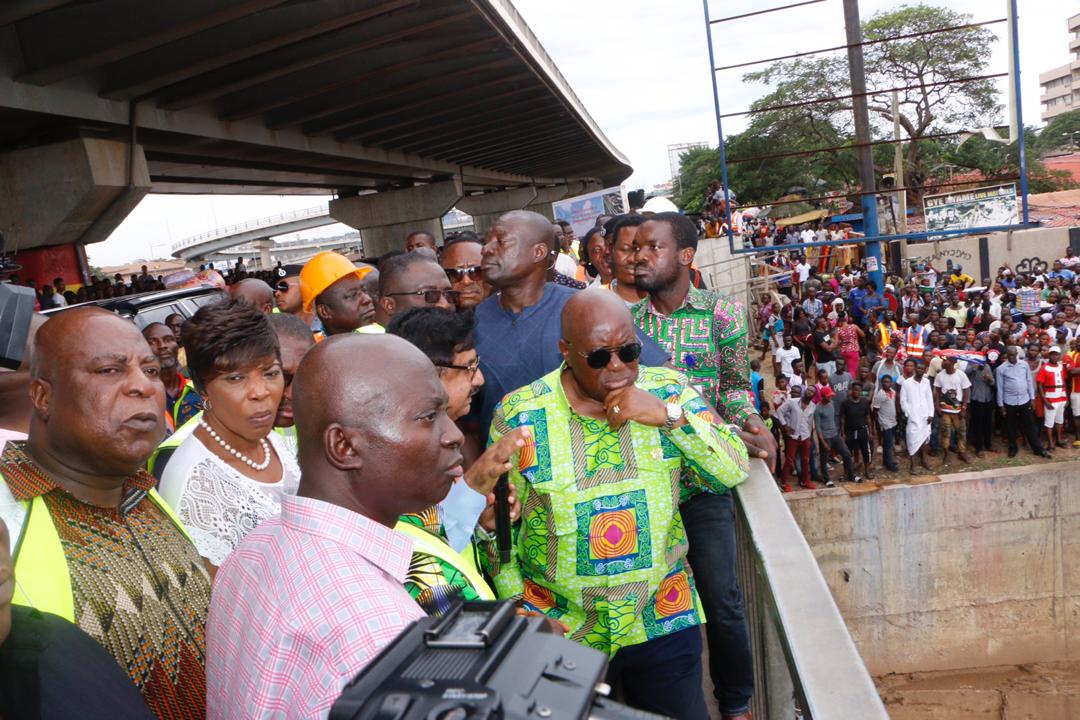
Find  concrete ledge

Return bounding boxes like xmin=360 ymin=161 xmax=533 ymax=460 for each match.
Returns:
xmin=787 ymin=461 xmax=1080 ymax=675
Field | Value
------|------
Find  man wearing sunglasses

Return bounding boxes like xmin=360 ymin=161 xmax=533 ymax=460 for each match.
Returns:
xmin=631 ymin=211 xmax=774 ymax=720
xmin=378 ymin=251 xmax=459 ymax=323
xmin=482 ymin=288 xmax=749 ymax=720
xmin=441 ymin=231 xmax=491 ymax=310
xmin=273 ymin=264 xmax=322 ymax=335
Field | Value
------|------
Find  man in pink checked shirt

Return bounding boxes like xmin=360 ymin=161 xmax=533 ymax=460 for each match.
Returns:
xmin=207 ymin=334 xmax=467 ymax=720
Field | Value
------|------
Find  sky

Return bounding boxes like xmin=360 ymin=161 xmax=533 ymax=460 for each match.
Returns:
xmin=88 ymin=0 xmax=1067 ymax=267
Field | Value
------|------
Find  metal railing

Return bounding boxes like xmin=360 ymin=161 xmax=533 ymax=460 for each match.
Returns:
xmin=733 ymin=460 xmax=889 ymax=719
xmin=171 ymin=204 xmax=330 ymax=253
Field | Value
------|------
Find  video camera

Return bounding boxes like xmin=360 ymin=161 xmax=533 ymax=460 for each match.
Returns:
xmin=330 ymin=601 xmax=669 ymax=720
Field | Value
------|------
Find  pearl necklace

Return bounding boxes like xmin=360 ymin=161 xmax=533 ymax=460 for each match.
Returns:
xmin=199 ymin=419 xmax=272 ymax=470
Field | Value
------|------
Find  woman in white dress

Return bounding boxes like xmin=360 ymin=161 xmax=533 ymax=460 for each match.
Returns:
xmin=159 ymin=299 xmax=300 ymax=575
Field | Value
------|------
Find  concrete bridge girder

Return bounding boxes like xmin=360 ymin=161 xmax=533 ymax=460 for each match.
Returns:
xmin=329 ymin=178 xmax=463 ymax=257
xmin=0 ymin=137 xmax=151 ymax=250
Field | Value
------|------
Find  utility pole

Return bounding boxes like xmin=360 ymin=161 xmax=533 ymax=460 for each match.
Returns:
xmin=892 ymin=90 xmax=908 ymax=274
xmin=843 ymin=0 xmax=883 ymax=291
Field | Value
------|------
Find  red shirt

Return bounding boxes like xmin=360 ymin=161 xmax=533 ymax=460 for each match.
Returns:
xmin=1037 ymin=363 xmax=1067 ymax=405
xmin=1066 ymin=351 xmax=1080 ymax=394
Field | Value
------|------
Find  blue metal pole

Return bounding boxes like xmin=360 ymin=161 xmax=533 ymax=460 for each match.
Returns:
xmin=843 ymin=0 xmax=883 ymax=291
xmin=1009 ymin=0 xmax=1030 ymax=224
xmin=702 ymin=0 xmax=737 ymax=254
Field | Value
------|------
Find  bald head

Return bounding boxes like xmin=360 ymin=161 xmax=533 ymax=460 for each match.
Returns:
xmin=231 ymin=278 xmax=275 ymax=314
xmin=482 ymin=210 xmax=557 ymax=288
xmin=293 ymin=334 xmax=431 ymax=443
xmin=29 ymin=307 xmax=166 ymax=478
xmin=291 ymin=333 xmax=463 ymax=525
xmin=559 ymin=288 xmax=642 ymax=402
xmin=561 ymin=286 xmax=636 ymax=343
xmin=503 ymin=210 xmax=557 ymax=248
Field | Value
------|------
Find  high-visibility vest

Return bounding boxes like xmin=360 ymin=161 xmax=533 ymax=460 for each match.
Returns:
xmin=167 ymin=381 xmax=199 ymax=431
xmin=905 ymin=326 xmax=926 ymax=358
xmin=148 ymin=412 xmax=202 ymax=479
xmin=877 ymin=321 xmax=899 ymax=351
xmin=0 ymin=477 xmax=192 ymax=623
xmin=394 ymin=520 xmax=495 ymax=601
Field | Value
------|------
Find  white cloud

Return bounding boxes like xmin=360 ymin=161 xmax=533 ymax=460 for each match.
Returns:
xmin=89 ymin=0 xmax=1066 ymax=267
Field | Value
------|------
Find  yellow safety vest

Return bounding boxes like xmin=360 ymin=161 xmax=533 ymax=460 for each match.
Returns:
xmin=5 ymin=484 xmax=191 ymax=623
xmin=169 ymin=381 xmax=199 ymax=429
xmin=394 ymin=520 xmax=495 ymax=601
xmin=877 ymin=321 xmax=899 ymax=351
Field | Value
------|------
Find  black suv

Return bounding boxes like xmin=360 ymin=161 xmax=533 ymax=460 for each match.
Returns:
xmin=43 ymin=285 xmax=224 ymax=328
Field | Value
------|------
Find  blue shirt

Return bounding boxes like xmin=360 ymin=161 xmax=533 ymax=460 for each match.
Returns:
xmin=473 ymin=283 xmax=671 ymax=430
xmin=848 ymin=287 xmax=867 ymax=321
xmin=995 ymin=360 xmax=1036 ymax=407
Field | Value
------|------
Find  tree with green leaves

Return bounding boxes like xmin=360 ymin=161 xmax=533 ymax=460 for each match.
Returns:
xmin=733 ymin=3 xmax=999 ymax=201
xmin=1035 ymin=109 xmax=1080 ymax=156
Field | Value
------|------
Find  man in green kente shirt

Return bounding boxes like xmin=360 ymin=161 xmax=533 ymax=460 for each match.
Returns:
xmin=631 ymin=211 xmax=773 ymax=720
xmin=483 ymin=288 xmax=749 ymax=720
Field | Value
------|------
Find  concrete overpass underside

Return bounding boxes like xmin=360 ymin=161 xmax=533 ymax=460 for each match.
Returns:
xmin=0 ymin=0 xmax=629 ymax=265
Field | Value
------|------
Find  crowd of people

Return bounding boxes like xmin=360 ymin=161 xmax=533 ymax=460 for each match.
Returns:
xmin=756 ymin=249 xmax=1080 ymax=490
xmin=0 ymin=210 xmax=776 ymax=720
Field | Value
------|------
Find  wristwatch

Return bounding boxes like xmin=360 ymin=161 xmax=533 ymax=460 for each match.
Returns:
xmin=663 ymin=402 xmax=684 ymax=429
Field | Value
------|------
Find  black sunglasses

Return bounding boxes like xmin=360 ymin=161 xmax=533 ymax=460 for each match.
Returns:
xmin=385 ymin=289 xmax=462 ymax=305
xmin=275 ymin=281 xmax=290 ymax=293
xmin=572 ymin=341 xmax=643 ymax=370
xmin=445 ymin=266 xmax=483 ymax=282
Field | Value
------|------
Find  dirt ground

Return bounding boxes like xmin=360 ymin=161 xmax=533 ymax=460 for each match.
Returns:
xmin=877 ymin=661 xmax=1080 ymax=720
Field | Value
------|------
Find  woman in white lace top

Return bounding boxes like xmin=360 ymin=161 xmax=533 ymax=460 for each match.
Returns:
xmin=159 ymin=299 xmax=302 ymax=573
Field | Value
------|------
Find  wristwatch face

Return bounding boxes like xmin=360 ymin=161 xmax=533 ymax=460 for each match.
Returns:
xmin=666 ymin=403 xmax=684 ymax=426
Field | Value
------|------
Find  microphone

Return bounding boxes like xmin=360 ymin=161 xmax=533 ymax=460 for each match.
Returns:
xmin=494 ymin=473 xmax=511 ymax=564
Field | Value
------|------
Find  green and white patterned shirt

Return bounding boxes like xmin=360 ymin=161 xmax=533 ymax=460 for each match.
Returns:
xmin=482 ymin=365 xmax=749 ymax=656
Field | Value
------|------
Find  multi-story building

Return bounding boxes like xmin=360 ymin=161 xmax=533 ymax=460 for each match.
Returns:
xmin=667 ymin=141 xmax=709 ymax=183
xmin=1040 ymin=13 xmax=1080 ymax=121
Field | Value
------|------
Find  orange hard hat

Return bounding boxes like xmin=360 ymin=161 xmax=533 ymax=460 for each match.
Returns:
xmin=300 ymin=252 xmax=371 ymax=313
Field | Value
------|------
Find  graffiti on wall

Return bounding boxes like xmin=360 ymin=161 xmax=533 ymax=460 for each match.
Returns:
xmin=909 ymin=247 xmax=975 ymax=264
xmin=1015 ymin=256 xmax=1049 ymax=276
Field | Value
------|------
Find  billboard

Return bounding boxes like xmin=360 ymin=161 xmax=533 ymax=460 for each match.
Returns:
xmin=923 ymin=183 xmax=1017 ymax=238
xmin=552 ymin=186 xmax=627 ymax=236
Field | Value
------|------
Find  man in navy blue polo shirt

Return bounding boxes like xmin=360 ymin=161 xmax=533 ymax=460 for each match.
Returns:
xmin=473 ymin=211 xmax=670 ymax=431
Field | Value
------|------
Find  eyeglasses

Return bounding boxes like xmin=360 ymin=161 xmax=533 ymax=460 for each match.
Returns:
xmin=275 ymin=281 xmax=290 ymax=293
xmin=434 ymin=356 xmax=481 ymax=378
xmin=385 ymin=289 xmax=462 ymax=304
xmin=571 ymin=341 xmax=643 ymax=370
xmin=445 ymin=266 xmax=483 ymax=282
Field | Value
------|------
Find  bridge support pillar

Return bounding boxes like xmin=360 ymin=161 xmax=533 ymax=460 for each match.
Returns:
xmin=0 ymin=137 xmax=150 ymax=250
xmin=329 ymin=179 xmax=462 ymax=258
xmin=456 ymin=186 xmax=539 ymax=236
xmin=253 ymin=238 xmax=274 ymax=270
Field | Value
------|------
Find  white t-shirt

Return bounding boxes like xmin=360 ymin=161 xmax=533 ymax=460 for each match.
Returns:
xmin=775 ymin=346 xmax=802 ymax=378
xmin=159 ymin=431 xmax=301 ymax=566
xmin=795 ymin=262 xmax=812 ymax=283
xmin=555 ymin=252 xmax=578 ymax=279
xmin=933 ymin=370 xmax=971 ymax=414
xmin=800 ymin=229 xmax=815 ymax=244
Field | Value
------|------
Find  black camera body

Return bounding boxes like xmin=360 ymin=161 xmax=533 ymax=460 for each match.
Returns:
xmin=330 ymin=601 xmax=667 ymax=720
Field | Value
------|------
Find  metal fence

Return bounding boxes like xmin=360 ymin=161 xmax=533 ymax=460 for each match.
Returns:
xmin=733 ymin=460 xmax=889 ymax=720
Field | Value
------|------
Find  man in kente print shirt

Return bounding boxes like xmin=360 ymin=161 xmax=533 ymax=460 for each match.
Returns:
xmin=482 ymin=288 xmax=749 ymax=720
